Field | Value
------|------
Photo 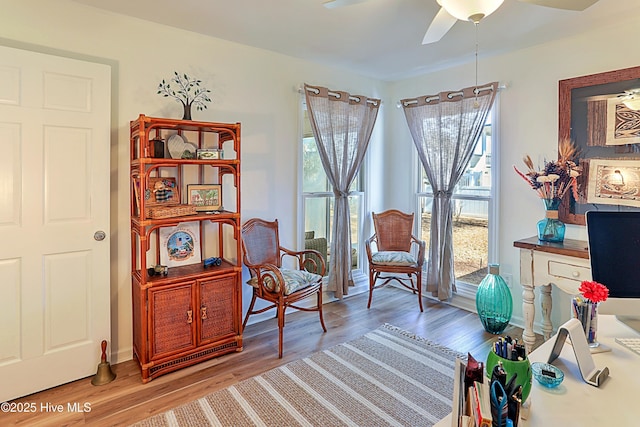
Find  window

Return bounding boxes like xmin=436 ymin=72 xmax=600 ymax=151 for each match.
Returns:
xmin=300 ymin=107 xmax=364 ymax=274
xmin=415 ymin=109 xmax=497 ymax=287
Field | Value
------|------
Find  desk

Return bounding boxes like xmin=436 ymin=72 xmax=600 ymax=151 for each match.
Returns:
xmin=436 ymin=315 xmax=640 ymax=426
xmin=513 ymin=237 xmax=591 ymax=354
xmin=524 ymin=315 xmax=640 ymax=426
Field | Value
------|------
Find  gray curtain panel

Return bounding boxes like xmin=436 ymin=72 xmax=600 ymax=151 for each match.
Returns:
xmin=401 ymin=82 xmax=497 ymax=300
xmin=304 ymin=83 xmax=380 ymax=298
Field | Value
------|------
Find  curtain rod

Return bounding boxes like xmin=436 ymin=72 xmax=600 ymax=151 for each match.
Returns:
xmin=397 ymin=83 xmax=507 ymax=108
xmin=298 ymin=86 xmax=381 ymax=106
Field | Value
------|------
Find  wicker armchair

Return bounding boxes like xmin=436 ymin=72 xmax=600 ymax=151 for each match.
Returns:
xmin=241 ymin=218 xmax=327 ymax=358
xmin=304 ymin=231 xmax=327 ymax=275
xmin=365 ymin=209 xmax=426 ymax=311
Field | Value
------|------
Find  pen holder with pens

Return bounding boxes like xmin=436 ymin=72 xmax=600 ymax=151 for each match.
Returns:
xmin=486 ymin=349 xmax=532 ymax=403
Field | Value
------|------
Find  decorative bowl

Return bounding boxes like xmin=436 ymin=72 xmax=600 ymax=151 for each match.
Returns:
xmin=531 ymin=362 xmax=564 ymax=388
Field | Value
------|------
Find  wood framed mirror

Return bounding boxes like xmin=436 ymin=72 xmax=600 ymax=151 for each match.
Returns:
xmin=559 ymin=66 xmax=640 ymax=225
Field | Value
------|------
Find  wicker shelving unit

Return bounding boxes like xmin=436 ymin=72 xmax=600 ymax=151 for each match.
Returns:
xmin=130 ymin=114 xmax=242 ymax=383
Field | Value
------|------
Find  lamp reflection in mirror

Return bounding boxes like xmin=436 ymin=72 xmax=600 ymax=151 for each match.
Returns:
xmin=621 ymin=89 xmax=640 ymax=110
xmin=438 ymin=0 xmax=504 ymax=23
xmin=609 ymin=170 xmax=625 ymax=191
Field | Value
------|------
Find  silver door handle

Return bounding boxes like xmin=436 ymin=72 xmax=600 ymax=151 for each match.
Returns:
xmin=94 ymin=231 xmax=106 ymax=241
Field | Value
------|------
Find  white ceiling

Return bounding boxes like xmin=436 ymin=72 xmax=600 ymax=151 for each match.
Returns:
xmin=73 ymin=0 xmax=639 ymax=81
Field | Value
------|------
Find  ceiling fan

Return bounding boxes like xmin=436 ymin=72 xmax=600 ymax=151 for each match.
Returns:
xmin=323 ymin=0 xmax=600 ymax=44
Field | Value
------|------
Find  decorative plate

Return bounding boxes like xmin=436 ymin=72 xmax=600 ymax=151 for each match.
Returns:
xmin=167 ymin=134 xmax=197 ymax=159
xmin=159 ymin=222 xmax=202 ymax=268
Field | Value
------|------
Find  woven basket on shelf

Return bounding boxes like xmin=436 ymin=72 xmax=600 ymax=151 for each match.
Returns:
xmin=145 ymin=204 xmax=198 ymax=219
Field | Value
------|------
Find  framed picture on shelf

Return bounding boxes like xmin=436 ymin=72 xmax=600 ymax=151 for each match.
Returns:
xmin=145 ymin=177 xmax=179 ymax=207
xmin=159 ymin=222 xmax=202 ymax=268
xmin=196 ymin=148 xmax=223 ymax=160
xmin=187 ymin=184 xmax=222 ymax=211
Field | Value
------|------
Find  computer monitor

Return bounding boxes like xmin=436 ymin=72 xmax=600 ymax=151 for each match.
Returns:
xmin=586 ymin=210 xmax=640 ymax=333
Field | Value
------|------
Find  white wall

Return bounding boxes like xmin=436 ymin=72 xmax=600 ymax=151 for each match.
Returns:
xmin=0 ymin=0 xmax=387 ymax=362
xmin=2 ymin=0 xmax=639 ymax=363
xmin=388 ymin=11 xmax=640 ymax=330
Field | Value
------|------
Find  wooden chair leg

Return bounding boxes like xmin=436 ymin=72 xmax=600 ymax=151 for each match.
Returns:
xmin=277 ymin=303 xmax=285 ymax=358
xmin=409 ymin=273 xmax=418 ymax=294
xmin=367 ymin=269 xmax=375 ymax=309
xmin=242 ymin=292 xmax=258 ymax=331
xmin=417 ymin=271 xmax=424 ymax=312
xmin=317 ymin=288 xmax=327 ymax=332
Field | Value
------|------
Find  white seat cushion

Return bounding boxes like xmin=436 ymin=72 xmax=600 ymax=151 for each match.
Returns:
xmin=247 ymin=267 xmax=321 ymax=295
xmin=371 ymin=251 xmax=417 ymax=266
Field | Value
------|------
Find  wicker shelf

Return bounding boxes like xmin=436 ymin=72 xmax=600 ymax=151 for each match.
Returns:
xmin=130 ymin=114 xmax=242 ymax=383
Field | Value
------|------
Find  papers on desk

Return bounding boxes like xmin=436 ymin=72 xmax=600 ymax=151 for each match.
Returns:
xmin=451 ymin=357 xmax=523 ymax=427
xmin=451 ymin=358 xmax=466 ymax=427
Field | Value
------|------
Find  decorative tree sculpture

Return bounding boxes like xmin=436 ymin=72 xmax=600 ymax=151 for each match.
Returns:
xmin=157 ymin=72 xmax=212 ymax=120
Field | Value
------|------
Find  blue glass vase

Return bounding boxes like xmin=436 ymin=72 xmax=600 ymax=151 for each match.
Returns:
xmin=476 ymin=264 xmax=513 ymax=334
xmin=537 ymin=198 xmax=565 ymax=243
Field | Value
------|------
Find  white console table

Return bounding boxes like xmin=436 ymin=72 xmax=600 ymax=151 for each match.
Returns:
xmin=436 ymin=315 xmax=640 ymax=426
xmin=514 ymin=237 xmax=591 ymax=354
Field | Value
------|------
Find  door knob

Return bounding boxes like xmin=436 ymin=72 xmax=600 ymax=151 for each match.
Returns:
xmin=94 ymin=230 xmax=106 ymax=241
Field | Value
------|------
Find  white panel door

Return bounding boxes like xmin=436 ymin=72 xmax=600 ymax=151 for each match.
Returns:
xmin=0 ymin=45 xmax=111 ymax=402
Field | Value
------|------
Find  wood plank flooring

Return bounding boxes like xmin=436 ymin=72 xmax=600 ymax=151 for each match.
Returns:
xmin=1 ymin=287 xmax=543 ymax=427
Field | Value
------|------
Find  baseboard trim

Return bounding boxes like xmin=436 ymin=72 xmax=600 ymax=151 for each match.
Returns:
xmin=115 ymin=279 xmax=532 ymax=364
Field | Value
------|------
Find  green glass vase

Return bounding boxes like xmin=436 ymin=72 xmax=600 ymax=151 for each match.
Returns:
xmin=476 ymin=264 xmax=513 ymax=334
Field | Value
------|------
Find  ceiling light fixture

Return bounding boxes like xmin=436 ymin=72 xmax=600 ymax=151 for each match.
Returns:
xmin=435 ymin=1 xmax=504 ymax=108
xmin=437 ymin=0 xmax=505 ymax=24
xmin=473 ymin=22 xmax=480 ymax=108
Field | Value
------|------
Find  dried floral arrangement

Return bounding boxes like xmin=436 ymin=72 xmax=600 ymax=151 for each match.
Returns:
xmin=514 ymin=139 xmax=581 ymax=201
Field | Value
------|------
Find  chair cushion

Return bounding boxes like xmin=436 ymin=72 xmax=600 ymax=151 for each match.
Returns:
xmin=371 ymin=251 xmax=417 ymax=266
xmin=304 ymin=231 xmax=315 ymax=240
xmin=247 ymin=268 xmax=322 ymax=295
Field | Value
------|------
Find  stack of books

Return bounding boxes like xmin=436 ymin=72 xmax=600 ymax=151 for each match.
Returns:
xmin=468 ymin=380 xmax=492 ymax=427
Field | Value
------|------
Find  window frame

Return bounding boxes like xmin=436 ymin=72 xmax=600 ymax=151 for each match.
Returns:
xmin=413 ymin=100 xmax=500 ymax=300
xmin=298 ymin=96 xmax=368 ymax=277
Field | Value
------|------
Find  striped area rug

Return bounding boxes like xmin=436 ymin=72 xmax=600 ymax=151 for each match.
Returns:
xmin=131 ymin=324 xmax=465 ymax=427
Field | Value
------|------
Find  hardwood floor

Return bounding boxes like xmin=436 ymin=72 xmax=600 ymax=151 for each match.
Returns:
xmin=1 ymin=287 xmax=543 ymax=426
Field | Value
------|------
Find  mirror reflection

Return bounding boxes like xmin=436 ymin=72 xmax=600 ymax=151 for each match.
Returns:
xmin=558 ymin=66 xmax=640 ymax=225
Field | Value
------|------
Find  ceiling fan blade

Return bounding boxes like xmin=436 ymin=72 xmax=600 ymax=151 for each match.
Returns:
xmin=422 ymin=7 xmax=458 ymax=45
xmin=518 ymin=0 xmax=599 ymax=11
xmin=323 ymin=0 xmax=371 ymax=9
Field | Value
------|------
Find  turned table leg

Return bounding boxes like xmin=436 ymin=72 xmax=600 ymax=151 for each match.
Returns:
xmin=519 ymin=248 xmax=537 ymax=355
xmin=540 ymin=284 xmax=553 ymax=341
xmin=522 ymin=281 xmax=536 ymax=355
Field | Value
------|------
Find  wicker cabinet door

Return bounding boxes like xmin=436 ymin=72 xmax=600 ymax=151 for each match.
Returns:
xmin=149 ymin=283 xmax=196 ymax=360
xmin=198 ymin=275 xmax=237 ymax=344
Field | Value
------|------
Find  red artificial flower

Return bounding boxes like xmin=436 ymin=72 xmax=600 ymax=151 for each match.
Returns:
xmin=579 ymin=280 xmax=609 ymax=303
